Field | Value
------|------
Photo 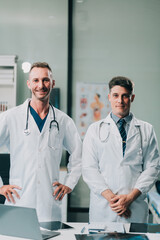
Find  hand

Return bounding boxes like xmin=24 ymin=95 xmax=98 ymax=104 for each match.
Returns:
xmin=101 ymin=189 xmax=116 ymax=203
xmin=110 ymin=194 xmax=132 ymax=216
xmin=122 ymin=208 xmax=131 ymax=219
xmin=0 ymin=185 xmax=21 ymax=204
xmin=53 ymin=181 xmax=72 ymax=201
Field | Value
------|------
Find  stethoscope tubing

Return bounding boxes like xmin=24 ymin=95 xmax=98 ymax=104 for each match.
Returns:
xmin=24 ymin=100 xmax=59 ymax=135
xmin=99 ymin=122 xmax=143 ymax=157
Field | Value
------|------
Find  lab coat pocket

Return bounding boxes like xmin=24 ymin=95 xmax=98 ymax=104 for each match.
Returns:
xmin=102 ymin=164 xmax=120 ymax=193
xmin=132 ymin=154 xmax=143 ymax=173
xmin=48 ymin=125 xmax=60 ymax=150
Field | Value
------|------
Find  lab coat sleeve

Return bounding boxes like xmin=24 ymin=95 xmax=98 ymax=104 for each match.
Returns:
xmin=0 ymin=111 xmax=10 ymax=149
xmin=82 ymin=125 xmax=109 ymax=195
xmin=0 ymin=111 xmax=10 ymax=186
xmin=62 ymin=117 xmax=82 ymax=190
xmin=134 ymin=126 xmax=160 ymax=194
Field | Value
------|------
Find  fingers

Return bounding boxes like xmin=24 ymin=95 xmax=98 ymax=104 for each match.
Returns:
xmin=52 ymin=181 xmax=59 ymax=187
xmin=0 ymin=185 xmax=22 ymax=204
xmin=110 ymin=196 xmax=119 ymax=203
xmin=55 ymin=188 xmax=66 ymax=201
xmin=4 ymin=191 xmax=15 ymax=204
xmin=12 ymin=185 xmax=22 ymax=190
xmin=111 ymin=205 xmax=126 ymax=215
xmin=12 ymin=188 xmax=21 ymax=200
xmin=122 ymin=209 xmax=131 ymax=219
xmin=52 ymin=182 xmax=72 ymax=201
xmin=53 ymin=182 xmax=61 ymax=197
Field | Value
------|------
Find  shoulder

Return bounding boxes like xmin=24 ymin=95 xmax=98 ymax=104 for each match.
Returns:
xmin=54 ymin=107 xmax=71 ymax=120
xmin=0 ymin=102 xmax=25 ymax=118
xmin=132 ymin=115 xmax=155 ymax=138
xmin=85 ymin=118 xmax=107 ymax=138
xmin=132 ymin=115 xmax=153 ymax=129
xmin=53 ymin=107 xmax=76 ymax=126
xmin=5 ymin=100 xmax=28 ymax=117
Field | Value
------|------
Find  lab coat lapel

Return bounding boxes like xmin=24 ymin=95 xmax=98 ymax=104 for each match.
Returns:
xmin=104 ymin=114 xmax=120 ymax=137
xmin=23 ymin=99 xmax=51 ymax=135
xmin=127 ymin=116 xmax=141 ymax=141
xmin=40 ymin=105 xmax=53 ymax=135
xmin=22 ymin=99 xmax=40 ymax=135
xmin=29 ymin=111 xmax=41 ymax=135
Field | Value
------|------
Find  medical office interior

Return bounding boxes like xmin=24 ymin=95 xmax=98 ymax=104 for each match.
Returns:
xmin=0 ymin=0 xmax=160 ymax=226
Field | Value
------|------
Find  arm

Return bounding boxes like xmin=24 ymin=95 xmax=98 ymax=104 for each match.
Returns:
xmin=0 ymin=111 xmax=22 ymax=203
xmin=134 ymin=126 xmax=160 ymax=194
xmin=53 ymin=116 xmax=82 ymax=200
xmin=82 ymin=125 xmax=109 ymax=195
xmin=110 ymin=126 xmax=160 ymax=217
xmin=0 ymin=111 xmax=10 ymax=149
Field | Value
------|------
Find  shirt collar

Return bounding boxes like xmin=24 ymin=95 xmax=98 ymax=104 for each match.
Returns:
xmin=110 ymin=112 xmax=133 ymax=124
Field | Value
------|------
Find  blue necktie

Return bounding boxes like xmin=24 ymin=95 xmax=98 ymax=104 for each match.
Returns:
xmin=118 ymin=119 xmax=127 ymax=156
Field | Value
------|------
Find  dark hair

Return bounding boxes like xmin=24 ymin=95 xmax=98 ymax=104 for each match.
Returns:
xmin=109 ymin=76 xmax=134 ymax=95
xmin=29 ymin=62 xmax=52 ymax=73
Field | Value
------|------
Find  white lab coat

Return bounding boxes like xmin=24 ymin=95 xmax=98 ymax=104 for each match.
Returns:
xmin=82 ymin=113 xmax=160 ymax=223
xmin=0 ymin=99 xmax=82 ymax=221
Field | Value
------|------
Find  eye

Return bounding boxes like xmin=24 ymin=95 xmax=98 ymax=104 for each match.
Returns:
xmin=113 ymin=94 xmax=118 ymax=98
xmin=123 ymin=94 xmax=130 ymax=99
xmin=33 ymin=79 xmax=38 ymax=83
xmin=43 ymin=78 xmax=50 ymax=83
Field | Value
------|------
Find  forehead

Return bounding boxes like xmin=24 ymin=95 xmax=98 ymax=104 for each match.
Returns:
xmin=110 ymin=85 xmax=130 ymax=94
xmin=29 ymin=67 xmax=51 ymax=79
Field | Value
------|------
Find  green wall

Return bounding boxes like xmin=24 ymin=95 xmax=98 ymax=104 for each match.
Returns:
xmin=1 ymin=0 xmax=160 ymax=213
xmin=71 ymin=0 xmax=160 ymax=209
xmin=72 ymin=0 xmax=160 ymax=146
xmin=0 ymin=0 xmax=68 ymax=112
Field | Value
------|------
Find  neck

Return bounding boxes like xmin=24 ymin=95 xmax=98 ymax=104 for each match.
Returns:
xmin=30 ymin=99 xmax=50 ymax=119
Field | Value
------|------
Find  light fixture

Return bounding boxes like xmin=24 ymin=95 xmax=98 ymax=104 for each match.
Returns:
xmin=22 ymin=62 xmax=31 ymax=73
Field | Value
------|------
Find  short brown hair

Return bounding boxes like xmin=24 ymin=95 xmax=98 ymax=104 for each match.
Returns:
xmin=29 ymin=62 xmax=52 ymax=73
xmin=109 ymin=76 xmax=134 ymax=95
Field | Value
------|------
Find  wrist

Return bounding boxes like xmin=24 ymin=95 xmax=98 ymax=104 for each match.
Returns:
xmin=101 ymin=189 xmax=115 ymax=202
xmin=127 ymin=188 xmax=141 ymax=203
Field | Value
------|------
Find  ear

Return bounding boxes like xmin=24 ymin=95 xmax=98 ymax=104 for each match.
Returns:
xmin=27 ymin=80 xmax=31 ymax=89
xmin=108 ymin=93 xmax=111 ymax=102
xmin=51 ymin=79 xmax=55 ymax=89
xmin=131 ymin=94 xmax=135 ymax=102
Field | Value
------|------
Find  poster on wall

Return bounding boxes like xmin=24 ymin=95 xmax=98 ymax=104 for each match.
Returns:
xmin=76 ymin=82 xmax=111 ymax=139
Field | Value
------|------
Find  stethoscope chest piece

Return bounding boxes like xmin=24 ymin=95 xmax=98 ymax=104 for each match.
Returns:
xmin=24 ymin=128 xmax=31 ymax=136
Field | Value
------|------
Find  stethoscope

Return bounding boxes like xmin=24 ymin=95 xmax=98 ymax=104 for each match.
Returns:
xmin=98 ymin=121 xmax=143 ymax=156
xmin=24 ymin=100 xmax=59 ymax=136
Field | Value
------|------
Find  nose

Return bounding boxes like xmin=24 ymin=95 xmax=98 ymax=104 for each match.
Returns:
xmin=38 ymin=80 xmax=44 ymax=89
xmin=117 ymin=95 xmax=123 ymax=103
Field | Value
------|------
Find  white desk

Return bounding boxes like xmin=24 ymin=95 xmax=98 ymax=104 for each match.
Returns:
xmin=0 ymin=222 xmax=160 ymax=240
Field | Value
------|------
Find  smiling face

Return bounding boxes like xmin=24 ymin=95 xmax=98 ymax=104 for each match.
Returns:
xmin=27 ymin=67 xmax=55 ymax=102
xmin=108 ymin=85 xmax=135 ymax=118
